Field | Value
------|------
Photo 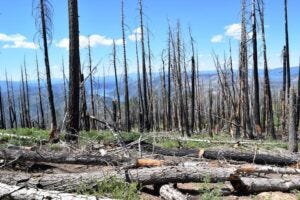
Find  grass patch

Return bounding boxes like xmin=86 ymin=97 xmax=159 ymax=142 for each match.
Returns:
xmin=79 ymin=130 xmax=140 ymax=144
xmin=76 ymin=176 xmax=139 ymax=199
xmin=0 ymin=128 xmax=48 ymax=147
xmin=198 ymin=176 xmax=222 ymax=200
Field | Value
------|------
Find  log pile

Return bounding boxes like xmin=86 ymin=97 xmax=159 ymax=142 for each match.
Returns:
xmin=1 ymin=138 xmax=300 ymax=199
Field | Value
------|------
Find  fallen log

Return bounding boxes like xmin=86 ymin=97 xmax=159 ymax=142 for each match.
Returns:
xmin=159 ymin=184 xmax=187 ymax=200
xmin=230 ymin=175 xmax=300 ymax=194
xmin=0 ymin=182 xmax=112 ymax=200
xmin=0 ymin=166 xmax=235 ymax=192
xmin=141 ymin=143 xmax=298 ymax=166
xmin=0 ymin=148 xmax=131 ymax=166
xmin=150 ymin=134 xmax=285 ymax=146
xmin=236 ymin=164 xmax=300 ymax=175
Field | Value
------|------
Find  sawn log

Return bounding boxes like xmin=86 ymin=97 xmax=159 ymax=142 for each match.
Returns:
xmin=0 ymin=148 xmax=131 ymax=166
xmin=0 ymin=182 xmax=112 ymax=200
xmin=0 ymin=166 xmax=235 ymax=192
xmin=141 ymin=143 xmax=299 ymax=166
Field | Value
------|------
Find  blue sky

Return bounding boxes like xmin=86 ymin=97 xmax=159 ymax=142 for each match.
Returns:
xmin=0 ymin=0 xmax=299 ymax=80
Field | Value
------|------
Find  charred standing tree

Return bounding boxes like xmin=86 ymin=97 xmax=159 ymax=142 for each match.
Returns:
xmin=282 ymin=46 xmax=287 ymax=133
xmin=20 ymin=66 xmax=29 ymax=128
xmin=257 ymin=0 xmax=276 ymax=139
xmin=112 ymin=40 xmax=121 ymax=127
xmin=87 ymin=38 xmax=96 ymax=130
xmin=66 ymin=0 xmax=81 ymax=142
xmin=121 ymin=0 xmax=130 ymax=132
xmin=296 ymin=59 xmax=300 ymax=131
xmin=175 ymin=22 xmax=188 ymax=137
xmin=34 ymin=0 xmax=57 ymax=130
xmin=36 ymin=55 xmax=45 ymax=129
xmin=190 ymin=30 xmax=196 ymax=134
xmin=11 ymin=80 xmax=18 ymax=128
xmin=7 ymin=77 xmax=18 ymax=129
xmin=239 ymin=0 xmax=254 ymax=139
xmin=182 ymin=45 xmax=190 ymax=136
xmin=208 ymin=83 xmax=213 ymax=138
xmin=135 ymin=34 xmax=144 ymax=132
xmin=103 ymin=68 xmax=107 ymax=123
xmin=288 ymin=89 xmax=298 ymax=152
xmin=167 ymin=27 xmax=172 ymax=131
xmin=0 ymin=87 xmax=5 ymax=129
xmin=251 ymin=0 xmax=261 ymax=136
xmin=139 ymin=0 xmax=150 ymax=131
xmin=284 ymin=0 xmax=291 ymax=95
xmin=24 ymin=61 xmax=31 ymax=128
xmin=62 ymin=57 xmax=68 ymax=115
xmin=146 ymin=27 xmax=154 ymax=130
xmin=80 ymin=74 xmax=90 ymax=132
xmin=5 ymin=73 xmax=14 ymax=128
xmin=161 ymin=51 xmax=167 ymax=130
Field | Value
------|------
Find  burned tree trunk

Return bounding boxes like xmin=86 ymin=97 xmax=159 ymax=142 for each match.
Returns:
xmin=191 ymin=55 xmax=196 ymax=134
xmin=121 ymin=0 xmax=131 ymax=132
xmin=160 ymin=184 xmax=187 ymax=200
xmin=0 ymin=182 xmax=104 ymax=200
xmin=35 ymin=0 xmax=57 ymax=131
xmin=135 ymin=35 xmax=144 ymax=132
xmin=139 ymin=0 xmax=150 ymax=131
xmin=80 ymin=74 xmax=90 ymax=132
xmin=36 ymin=55 xmax=46 ymax=129
xmin=88 ymin=38 xmax=96 ymax=130
xmin=20 ymin=66 xmax=28 ymax=128
xmin=0 ymin=87 xmax=5 ymax=129
xmin=67 ymin=0 xmax=81 ymax=142
xmin=251 ymin=0 xmax=261 ymax=136
xmin=167 ymin=27 xmax=172 ymax=131
xmin=282 ymin=46 xmax=287 ymax=133
xmin=297 ymin=59 xmax=300 ymax=131
xmin=239 ymin=0 xmax=254 ymax=139
xmin=24 ymin=61 xmax=31 ymax=128
xmin=0 ymin=166 xmax=234 ymax=191
xmin=288 ymin=88 xmax=298 ymax=152
xmin=284 ymin=0 xmax=291 ymax=94
xmin=230 ymin=176 xmax=300 ymax=194
xmin=113 ymin=40 xmax=121 ymax=128
xmin=147 ymin=27 xmax=154 ymax=130
xmin=257 ymin=0 xmax=276 ymax=139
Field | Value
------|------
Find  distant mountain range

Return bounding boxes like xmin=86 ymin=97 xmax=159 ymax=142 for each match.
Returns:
xmin=0 ymin=66 xmax=298 ymax=123
xmin=0 ymin=66 xmax=299 ymax=98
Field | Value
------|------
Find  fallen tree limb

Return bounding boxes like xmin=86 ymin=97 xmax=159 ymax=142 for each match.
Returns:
xmin=140 ymin=143 xmax=298 ymax=166
xmin=0 ymin=182 xmax=112 ymax=200
xmin=230 ymin=175 xmax=300 ymax=194
xmin=0 ymin=148 xmax=131 ymax=166
xmin=160 ymin=184 xmax=187 ymax=200
xmin=150 ymin=134 xmax=285 ymax=146
xmin=0 ymin=166 xmax=235 ymax=192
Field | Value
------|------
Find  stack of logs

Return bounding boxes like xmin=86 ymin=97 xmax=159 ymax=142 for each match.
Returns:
xmin=0 ymin=140 xmax=300 ymax=199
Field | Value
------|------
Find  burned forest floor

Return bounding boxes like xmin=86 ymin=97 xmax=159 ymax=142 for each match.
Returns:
xmin=1 ymin=128 xmax=300 ymax=200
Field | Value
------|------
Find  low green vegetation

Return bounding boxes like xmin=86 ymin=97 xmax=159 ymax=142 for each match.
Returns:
xmin=197 ymin=175 xmax=222 ymax=200
xmin=0 ymin=128 xmax=48 ymax=146
xmin=0 ymin=128 xmax=293 ymax=153
xmin=76 ymin=177 xmax=139 ymax=199
xmin=79 ymin=130 xmax=140 ymax=144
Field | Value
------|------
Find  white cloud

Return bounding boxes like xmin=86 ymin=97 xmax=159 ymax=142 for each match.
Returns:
xmin=224 ymin=23 xmax=241 ymax=40
xmin=210 ymin=34 xmax=224 ymax=43
xmin=56 ymin=34 xmax=122 ymax=49
xmin=128 ymin=27 xmax=142 ymax=42
xmin=0 ymin=33 xmax=37 ymax=49
xmin=56 ymin=38 xmax=69 ymax=49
